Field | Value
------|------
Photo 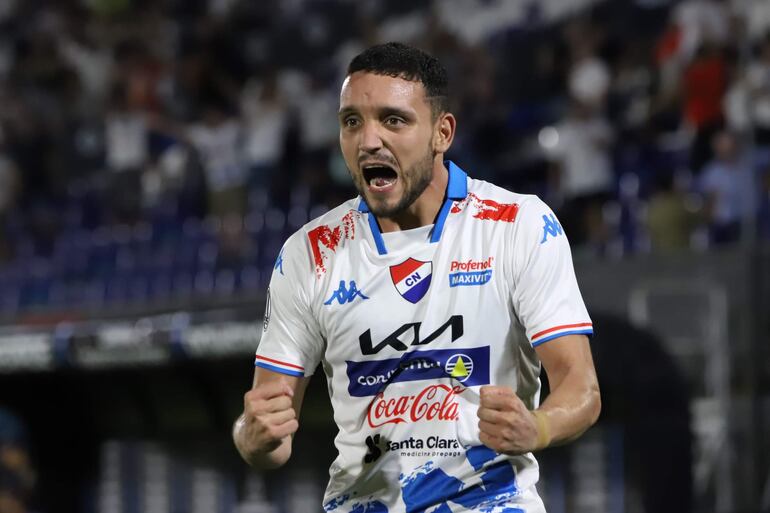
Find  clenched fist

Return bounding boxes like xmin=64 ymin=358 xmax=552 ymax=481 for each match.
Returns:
xmin=240 ymin=381 xmax=299 ymax=456
xmin=477 ymin=386 xmax=549 ymax=455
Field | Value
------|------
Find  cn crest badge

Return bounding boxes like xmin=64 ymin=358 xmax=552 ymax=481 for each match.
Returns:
xmin=390 ymin=258 xmax=432 ymax=304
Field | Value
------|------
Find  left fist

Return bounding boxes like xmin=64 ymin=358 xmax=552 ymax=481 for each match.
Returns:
xmin=477 ymin=386 xmax=540 ymax=455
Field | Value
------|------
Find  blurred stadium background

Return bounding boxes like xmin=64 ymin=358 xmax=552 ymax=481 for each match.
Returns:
xmin=0 ymin=0 xmax=768 ymax=512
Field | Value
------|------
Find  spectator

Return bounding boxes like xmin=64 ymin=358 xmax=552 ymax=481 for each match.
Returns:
xmin=682 ymin=42 xmax=728 ymax=174
xmin=568 ymin=34 xmax=611 ymax=111
xmin=186 ymin=94 xmax=246 ymax=220
xmin=240 ymin=73 xmax=288 ymax=191
xmin=736 ymin=0 xmax=770 ymax=44
xmin=547 ymin=101 xmax=615 ymax=250
xmin=103 ymin=83 xmax=148 ymax=224
xmin=673 ymin=0 xmax=730 ymax=62
xmin=698 ymin=130 xmax=756 ymax=245
xmin=646 ymin=169 xmax=699 ymax=252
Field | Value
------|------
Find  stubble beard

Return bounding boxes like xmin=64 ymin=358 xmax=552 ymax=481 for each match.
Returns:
xmin=355 ymin=146 xmax=435 ymax=219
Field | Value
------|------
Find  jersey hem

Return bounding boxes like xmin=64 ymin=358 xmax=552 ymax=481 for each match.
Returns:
xmin=531 ymin=329 xmax=594 ymax=347
xmin=254 ymin=361 xmax=305 ymax=377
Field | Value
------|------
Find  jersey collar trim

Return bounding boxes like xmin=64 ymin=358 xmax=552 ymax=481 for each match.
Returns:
xmin=357 ymin=161 xmax=468 ymax=255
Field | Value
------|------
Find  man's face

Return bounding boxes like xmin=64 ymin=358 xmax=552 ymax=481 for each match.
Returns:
xmin=338 ymin=72 xmax=437 ymax=218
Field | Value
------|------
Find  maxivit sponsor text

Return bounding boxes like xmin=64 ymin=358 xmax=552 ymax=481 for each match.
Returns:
xmin=448 ymin=257 xmax=494 ymax=288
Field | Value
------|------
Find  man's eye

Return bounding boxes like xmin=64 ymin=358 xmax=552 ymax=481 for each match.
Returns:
xmin=385 ymin=117 xmax=405 ymax=127
xmin=343 ymin=118 xmax=360 ymax=128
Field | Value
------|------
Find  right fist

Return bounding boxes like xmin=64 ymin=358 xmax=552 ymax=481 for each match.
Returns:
xmin=242 ymin=381 xmax=299 ymax=454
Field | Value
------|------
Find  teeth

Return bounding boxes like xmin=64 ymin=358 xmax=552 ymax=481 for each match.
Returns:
xmin=370 ymin=177 xmax=396 ymax=188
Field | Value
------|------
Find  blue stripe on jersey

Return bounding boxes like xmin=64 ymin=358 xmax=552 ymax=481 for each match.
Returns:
xmin=430 ymin=196 xmax=454 ymax=244
xmin=357 ymin=161 xmax=469 ymax=254
xmin=531 ymin=329 xmax=594 ymax=347
xmin=255 ymin=361 xmax=304 ymax=377
xmin=445 ymin=160 xmax=469 ymax=199
xmin=367 ymin=211 xmax=387 ymax=255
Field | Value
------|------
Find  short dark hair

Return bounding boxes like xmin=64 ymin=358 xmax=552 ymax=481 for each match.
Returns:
xmin=347 ymin=42 xmax=449 ymax=117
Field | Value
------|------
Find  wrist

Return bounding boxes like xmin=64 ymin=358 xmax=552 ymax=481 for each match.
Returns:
xmin=233 ymin=415 xmax=291 ymax=468
xmin=531 ymin=410 xmax=552 ymax=451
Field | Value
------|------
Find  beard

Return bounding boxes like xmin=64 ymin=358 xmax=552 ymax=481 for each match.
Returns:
xmin=353 ymin=146 xmax=435 ymax=218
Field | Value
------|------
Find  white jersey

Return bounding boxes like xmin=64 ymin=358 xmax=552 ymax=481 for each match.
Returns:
xmin=255 ymin=162 xmax=593 ymax=513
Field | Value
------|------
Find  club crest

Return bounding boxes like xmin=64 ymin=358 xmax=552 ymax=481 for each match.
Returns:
xmin=389 ymin=258 xmax=432 ymax=304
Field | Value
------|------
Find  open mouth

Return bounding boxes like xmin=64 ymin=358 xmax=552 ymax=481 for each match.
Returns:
xmin=362 ymin=164 xmax=398 ymax=191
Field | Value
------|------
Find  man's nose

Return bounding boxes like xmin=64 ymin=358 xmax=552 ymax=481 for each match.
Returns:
xmin=359 ymin=122 xmax=383 ymax=153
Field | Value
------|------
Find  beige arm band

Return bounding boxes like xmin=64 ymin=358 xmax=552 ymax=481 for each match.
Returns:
xmin=532 ymin=410 xmax=552 ymax=450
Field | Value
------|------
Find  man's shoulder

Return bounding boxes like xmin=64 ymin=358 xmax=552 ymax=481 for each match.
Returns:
xmin=457 ymin=177 xmax=545 ymax=222
xmin=466 ymin=177 xmax=533 ymax=202
xmin=281 ymin=197 xmax=366 ymax=277
xmin=303 ymin=197 xmax=365 ymax=231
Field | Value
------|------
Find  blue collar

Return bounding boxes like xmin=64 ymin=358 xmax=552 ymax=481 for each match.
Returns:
xmin=357 ymin=161 xmax=469 ymax=255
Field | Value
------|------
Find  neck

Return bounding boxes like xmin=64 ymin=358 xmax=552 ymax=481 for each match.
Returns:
xmin=377 ymin=160 xmax=449 ymax=233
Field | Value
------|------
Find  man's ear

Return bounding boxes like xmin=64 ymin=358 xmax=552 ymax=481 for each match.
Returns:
xmin=433 ymin=112 xmax=456 ymax=154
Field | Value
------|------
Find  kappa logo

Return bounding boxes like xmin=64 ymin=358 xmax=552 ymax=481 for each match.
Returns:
xmin=540 ymin=213 xmax=563 ymax=243
xmin=324 ymin=280 xmax=369 ymax=305
xmin=390 ymin=258 xmax=432 ymax=304
xmin=274 ymin=248 xmax=284 ymax=275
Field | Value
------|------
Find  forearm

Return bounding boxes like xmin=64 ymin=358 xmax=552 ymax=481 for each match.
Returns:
xmin=233 ymin=413 xmax=292 ymax=469
xmin=535 ymin=369 xmax=601 ymax=446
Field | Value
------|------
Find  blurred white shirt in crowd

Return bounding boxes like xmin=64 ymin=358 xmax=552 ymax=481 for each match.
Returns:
xmin=731 ymin=0 xmax=770 ymax=42
xmin=747 ymin=61 xmax=770 ymax=129
xmin=569 ymin=56 xmax=611 ymax=107
xmin=674 ymin=0 xmax=729 ymax=60
xmin=59 ymin=38 xmax=113 ymax=103
xmin=240 ymin=80 xmax=288 ymax=168
xmin=296 ymin=82 xmax=338 ymax=152
xmin=188 ymin=119 xmax=246 ymax=192
xmin=549 ymin=116 xmax=614 ymax=199
xmin=105 ymin=113 xmax=148 ymax=172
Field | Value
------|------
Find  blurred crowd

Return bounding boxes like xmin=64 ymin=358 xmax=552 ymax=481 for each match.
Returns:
xmin=1 ymin=0 xmax=770 ymax=314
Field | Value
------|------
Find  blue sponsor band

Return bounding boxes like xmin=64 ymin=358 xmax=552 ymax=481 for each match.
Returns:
xmin=448 ymin=270 xmax=493 ymax=287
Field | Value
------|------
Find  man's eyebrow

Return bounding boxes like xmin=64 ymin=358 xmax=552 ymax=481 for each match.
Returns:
xmin=337 ymin=106 xmax=415 ymax=119
xmin=338 ymin=106 xmax=357 ymax=118
xmin=378 ymin=106 xmax=415 ymax=119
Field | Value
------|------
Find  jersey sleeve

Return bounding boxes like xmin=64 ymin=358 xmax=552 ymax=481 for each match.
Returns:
xmin=510 ymin=197 xmax=593 ymax=347
xmin=255 ymin=232 xmax=324 ymax=377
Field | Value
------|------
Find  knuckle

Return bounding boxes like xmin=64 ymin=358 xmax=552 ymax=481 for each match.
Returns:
xmin=265 ymin=425 xmax=280 ymax=440
xmin=247 ymin=399 xmax=265 ymax=415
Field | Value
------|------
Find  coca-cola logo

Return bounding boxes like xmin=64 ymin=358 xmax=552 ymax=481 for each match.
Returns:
xmin=366 ymin=384 xmax=465 ymax=428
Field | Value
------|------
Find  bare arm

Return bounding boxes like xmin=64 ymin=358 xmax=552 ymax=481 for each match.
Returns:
xmin=533 ymin=334 xmax=601 ymax=445
xmin=477 ymin=334 xmax=600 ymax=453
xmin=233 ymin=367 xmax=310 ymax=469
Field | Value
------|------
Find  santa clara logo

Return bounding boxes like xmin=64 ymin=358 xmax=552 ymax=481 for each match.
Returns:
xmin=389 ymin=258 xmax=432 ymax=304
